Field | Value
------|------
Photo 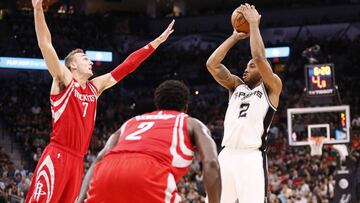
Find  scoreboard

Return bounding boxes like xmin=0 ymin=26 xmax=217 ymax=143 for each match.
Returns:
xmin=305 ymin=64 xmax=336 ymax=96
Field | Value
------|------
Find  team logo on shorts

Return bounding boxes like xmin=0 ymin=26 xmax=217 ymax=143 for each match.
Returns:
xmin=32 ymin=155 xmax=55 ymax=203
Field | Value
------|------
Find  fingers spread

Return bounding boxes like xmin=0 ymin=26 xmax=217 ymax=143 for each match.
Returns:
xmin=168 ymin=19 xmax=175 ymax=30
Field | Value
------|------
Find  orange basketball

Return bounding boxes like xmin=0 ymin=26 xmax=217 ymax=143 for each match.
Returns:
xmin=231 ymin=9 xmax=250 ymax=33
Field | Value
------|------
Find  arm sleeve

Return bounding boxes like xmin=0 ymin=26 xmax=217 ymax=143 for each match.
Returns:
xmin=110 ymin=43 xmax=155 ymax=82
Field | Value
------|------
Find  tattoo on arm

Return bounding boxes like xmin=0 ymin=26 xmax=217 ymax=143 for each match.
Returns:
xmin=216 ymin=67 xmax=232 ymax=81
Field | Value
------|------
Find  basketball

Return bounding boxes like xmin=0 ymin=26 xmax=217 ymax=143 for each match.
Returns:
xmin=231 ymin=9 xmax=250 ymax=33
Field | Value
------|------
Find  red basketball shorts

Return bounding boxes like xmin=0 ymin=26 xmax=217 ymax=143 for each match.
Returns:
xmin=25 ymin=142 xmax=84 ymax=203
xmin=85 ymin=153 xmax=182 ymax=203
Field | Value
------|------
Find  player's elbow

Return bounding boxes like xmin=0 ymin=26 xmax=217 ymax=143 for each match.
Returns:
xmin=37 ymin=42 xmax=46 ymax=50
xmin=206 ymin=58 xmax=218 ymax=70
xmin=202 ymin=158 xmax=221 ymax=186
xmin=37 ymin=41 xmax=52 ymax=51
xmin=203 ymin=158 xmax=220 ymax=172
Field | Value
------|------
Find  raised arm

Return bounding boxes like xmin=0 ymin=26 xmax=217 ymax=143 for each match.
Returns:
xmin=188 ymin=117 xmax=221 ymax=203
xmin=241 ymin=4 xmax=282 ymax=100
xmin=91 ymin=20 xmax=175 ymax=95
xmin=76 ymin=124 xmax=125 ymax=203
xmin=206 ymin=28 xmax=248 ymax=92
xmin=32 ymin=0 xmax=72 ymax=86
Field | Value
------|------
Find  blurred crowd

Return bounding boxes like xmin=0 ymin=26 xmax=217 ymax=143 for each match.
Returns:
xmin=0 ymin=146 xmax=32 ymax=202
xmin=0 ymin=10 xmax=360 ymax=203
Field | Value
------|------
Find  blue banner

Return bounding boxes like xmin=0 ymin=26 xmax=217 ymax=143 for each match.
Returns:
xmin=0 ymin=57 xmax=64 ymax=70
xmin=0 ymin=50 xmax=112 ymax=70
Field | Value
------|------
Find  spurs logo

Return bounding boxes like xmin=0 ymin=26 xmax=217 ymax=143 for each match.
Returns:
xmin=340 ymin=194 xmax=351 ymax=203
xmin=32 ymin=155 xmax=55 ymax=203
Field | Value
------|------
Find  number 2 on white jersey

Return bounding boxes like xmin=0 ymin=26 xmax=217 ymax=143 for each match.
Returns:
xmin=238 ymin=103 xmax=250 ymax=118
xmin=125 ymin=122 xmax=155 ymax=140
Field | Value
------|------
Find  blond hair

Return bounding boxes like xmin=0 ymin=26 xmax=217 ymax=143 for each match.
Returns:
xmin=64 ymin=49 xmax=84 ymax=69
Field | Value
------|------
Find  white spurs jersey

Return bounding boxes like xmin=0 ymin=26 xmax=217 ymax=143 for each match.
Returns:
xmin=222 ymin=82 xmax=276 ymax=150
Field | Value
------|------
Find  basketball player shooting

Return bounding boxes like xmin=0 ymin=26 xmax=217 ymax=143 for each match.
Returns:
xmin=206 ymin=4 xmax=282 ymax=203
xmin=76 ymin=80 xmax=221 ymax=203
xmin=26 ymin=0 xmax=175 ymax=202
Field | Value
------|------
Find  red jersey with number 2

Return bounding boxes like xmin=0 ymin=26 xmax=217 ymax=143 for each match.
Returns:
xmin=50 ymin=79 xmax=98 ymax=156
xmin=108 ymin=110 xmax=194 ymax=182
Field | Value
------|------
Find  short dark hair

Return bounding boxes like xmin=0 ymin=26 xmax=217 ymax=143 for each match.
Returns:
xmin=154 ymin=80 xmax=190 ymax=112
xmin=64 ymin=48 xmax=84 ymax=69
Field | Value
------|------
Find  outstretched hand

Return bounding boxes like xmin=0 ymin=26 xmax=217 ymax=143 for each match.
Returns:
xmin=32 ymin=0 xmax=43 ymax=9
xmin=156 ymin=19 xmax=175 ymax=44
xmin=150 ymin=19 xmax=175 ymax=49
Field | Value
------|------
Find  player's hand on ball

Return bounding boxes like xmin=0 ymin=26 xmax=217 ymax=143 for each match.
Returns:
xmin=232 ymin=29 xmax=249 ymax=40
xmin=239 ymin=3 xmax=261 ymax=25
xmin=32 ymin=0 xmax=43 ymax=9
xmin=157 ymin=19 xmax=175 ymax=43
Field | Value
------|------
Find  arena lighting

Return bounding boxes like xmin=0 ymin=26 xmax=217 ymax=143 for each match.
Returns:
xmin=85 ymin=50 xmax=113 ymax=62
xmin=0 ymin=51 xmax=112 ymax=70
xmin=265 ymin=46 xmax=290 ymax=58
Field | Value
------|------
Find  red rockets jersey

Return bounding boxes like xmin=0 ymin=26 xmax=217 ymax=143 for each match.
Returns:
xmin=108 ymin=110 xmax=195 ymax=182
xmin=49 ymin=79 xmax=98 ymax=156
